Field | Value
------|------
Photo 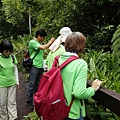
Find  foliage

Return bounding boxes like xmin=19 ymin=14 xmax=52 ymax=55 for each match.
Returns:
xmin=83 ymin=49 xmax=120 ymax=92
xmin=111 ymin=24 xmax=120 ymax=67
xmin=1 ymin=0 xmax=24 ymax=25
xmin=82 ymin=48 xmax=120 ymax=120
xmin=0 ymin=1 xmax=14 ymax=39
xmin=11 ymin=34 xmax=32 ymax=73
xmin=1 ymin=0 xmax=120 ymax=50
xmin=23 ymin=111 xmax=40 ymax=120
xmin=0 ymin=0 xmax=120 ymax=119
xmin=86 ymin=98 xmax=120 ymax=120
xmin=1 ymin=0 xmax=29 ymax=38
xmin=35 ymin=0 xmax=119 ymax=51
xmin=91 ymin=25 xmax=114 ymax=51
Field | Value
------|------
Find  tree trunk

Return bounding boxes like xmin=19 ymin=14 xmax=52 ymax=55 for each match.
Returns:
xmin=29 ymin=11 xmax=31 ymax=35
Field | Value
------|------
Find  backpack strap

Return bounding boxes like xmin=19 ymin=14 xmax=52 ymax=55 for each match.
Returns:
xmin=52 ymin=55 xmax=79 ymax=69
xmin=11 ymin=54 xmax=15 ymax=63
xmin=31 ymin=49 xmax=40 ymax=60
xmin=52 ymin=56 xmax=60 ymax=67
xmin=59 ymin=56 xmax=79 ymax=69
xmin=52 ymin=55 xmax=78 ymax=107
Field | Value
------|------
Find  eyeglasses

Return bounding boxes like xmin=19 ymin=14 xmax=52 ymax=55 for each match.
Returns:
xmin=4 ymin=50 xmax=13 ymax=53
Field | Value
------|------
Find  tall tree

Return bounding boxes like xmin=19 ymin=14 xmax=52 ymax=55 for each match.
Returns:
xmin=1 ymin=0 xmax=29 ymax=37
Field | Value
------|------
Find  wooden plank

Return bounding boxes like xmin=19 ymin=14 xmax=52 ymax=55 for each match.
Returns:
xmin=87 ymin=80 xmax=120 ymax=116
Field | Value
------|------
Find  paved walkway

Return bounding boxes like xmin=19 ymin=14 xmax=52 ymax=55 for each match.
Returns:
xmin=17 ymin=73 xmax=33 ymax=120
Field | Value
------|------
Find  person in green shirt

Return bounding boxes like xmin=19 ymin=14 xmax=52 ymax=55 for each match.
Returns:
xmin=58 ymin=32 xmax=102 ymax=120
xmin=26 ymin=29 xmax=55 ymax=109
xmin=0 ymin=40 xmax=19 ymax=120
xmin=46 ymin=27 xmax=72 ymax=70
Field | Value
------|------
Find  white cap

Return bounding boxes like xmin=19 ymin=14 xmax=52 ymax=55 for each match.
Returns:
xmin=59 ymin=27 xmax=72 ymax=42
xmin=49 ymin=27 xmax=72 ymax=52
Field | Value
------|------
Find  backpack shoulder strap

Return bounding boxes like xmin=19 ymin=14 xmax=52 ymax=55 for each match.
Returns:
xmin=32 ymin=49 xmax=40 ymax=60
xmin=11 ymin=54 xmax=15 ymax=63
xmin=59 ymin=56 xmax=79 ymax=69
xmin=52 ymin=55 xmax=78 ymax=69
xmin=52 ymin=56 xmax=60 ymax=67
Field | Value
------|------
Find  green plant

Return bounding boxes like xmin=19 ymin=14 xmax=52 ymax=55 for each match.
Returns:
xmin=23 ymin=111 xmax=40 ymax=120
xmin=84 ymin=49 xmax=120 ymax=119
xmin=83 ymin=49 xmax=120 ymax=92
xmin=111 ymin=24 xmax=120 ymax=68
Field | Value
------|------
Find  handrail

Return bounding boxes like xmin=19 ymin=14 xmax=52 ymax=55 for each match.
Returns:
xmin=87 ymin=80 xmax=120 ymax=116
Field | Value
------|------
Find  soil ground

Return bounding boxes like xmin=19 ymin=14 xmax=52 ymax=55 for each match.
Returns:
xmin=17 ymin=73 xmax=33 ymax=120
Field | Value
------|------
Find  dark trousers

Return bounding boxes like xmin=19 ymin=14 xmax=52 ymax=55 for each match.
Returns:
xmin=64 ymin=117 xmax=84 ymax=120
xmin=27 ymin=66 xmax=44 ymax=103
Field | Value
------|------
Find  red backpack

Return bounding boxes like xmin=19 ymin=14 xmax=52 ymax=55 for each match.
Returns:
xmin=34 ymin=56 xmax=78 ymax=120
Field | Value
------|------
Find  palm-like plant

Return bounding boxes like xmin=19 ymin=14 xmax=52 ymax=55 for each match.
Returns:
xmin=111 ymin=24 xmax=120 ymax=68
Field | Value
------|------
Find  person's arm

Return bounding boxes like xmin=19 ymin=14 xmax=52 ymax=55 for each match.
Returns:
xmin=14 ymin=65 xmax=19 ymax=89
xmin=72 ymin=61 xmax=102 ymax=99
xmin=39 ymin=37 xmax=55 ymax=50
xmin=72 ymin=61 xmax=95 ymax=99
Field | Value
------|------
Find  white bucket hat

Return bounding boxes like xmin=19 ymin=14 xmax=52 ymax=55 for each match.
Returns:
xmin=59 ymin=27 xmax=72 ymax=42
xmin=49 ymin=27 xmax=72 ymax=52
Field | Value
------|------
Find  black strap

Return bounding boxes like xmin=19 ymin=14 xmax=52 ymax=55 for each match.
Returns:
xmin=31 ymin=49 xmax=40 ymax=60
xmin=11 ymin=54 xmax=15 ymax=63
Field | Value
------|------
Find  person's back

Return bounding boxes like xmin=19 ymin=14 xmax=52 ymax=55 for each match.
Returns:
xmin=58 ymin=32 xmax=102 ymax=120
xmin=46 ymin=27 xmax=72 ymax=70
xmin=58 ymin=53 xmax=89 ymax=119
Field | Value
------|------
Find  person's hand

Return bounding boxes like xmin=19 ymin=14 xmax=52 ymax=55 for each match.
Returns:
xmin=91 ymin=79 xmax=102 ymax=91
xmin=49 ymin=37 xmax=55 ymax=45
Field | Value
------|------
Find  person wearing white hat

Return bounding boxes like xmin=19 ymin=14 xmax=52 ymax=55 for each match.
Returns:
xmin=46 ymin=27 xmax=72 ymax=70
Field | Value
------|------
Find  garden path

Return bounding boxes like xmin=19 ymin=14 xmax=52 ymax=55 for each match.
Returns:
xmin=17 ymin=73 xmax=33 ymax=120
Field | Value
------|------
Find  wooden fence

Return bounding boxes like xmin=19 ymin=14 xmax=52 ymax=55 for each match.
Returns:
xmin=86 ymin=80 xmax=120 ymax=119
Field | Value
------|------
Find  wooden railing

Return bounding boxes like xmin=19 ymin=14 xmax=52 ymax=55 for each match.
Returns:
xmin=86 ymin=80 xmax=120 ymax=118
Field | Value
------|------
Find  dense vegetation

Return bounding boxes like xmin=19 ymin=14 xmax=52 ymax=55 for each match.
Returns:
xmin=0 ymin=0 xmax=120 ymax=119
xmin=0 ymin=0 xmax=120 ymax=50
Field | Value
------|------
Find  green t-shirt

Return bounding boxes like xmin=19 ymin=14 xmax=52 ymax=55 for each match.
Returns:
xmin=59 ymin=52 xmax=95 ymax=119
xmin=46 ymin=45 xmax=66 ymax=70
xmin=0 ymin=54 xmax=18 ymax=87
xmin=29 ymin=39 xmax=43 ymax=68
